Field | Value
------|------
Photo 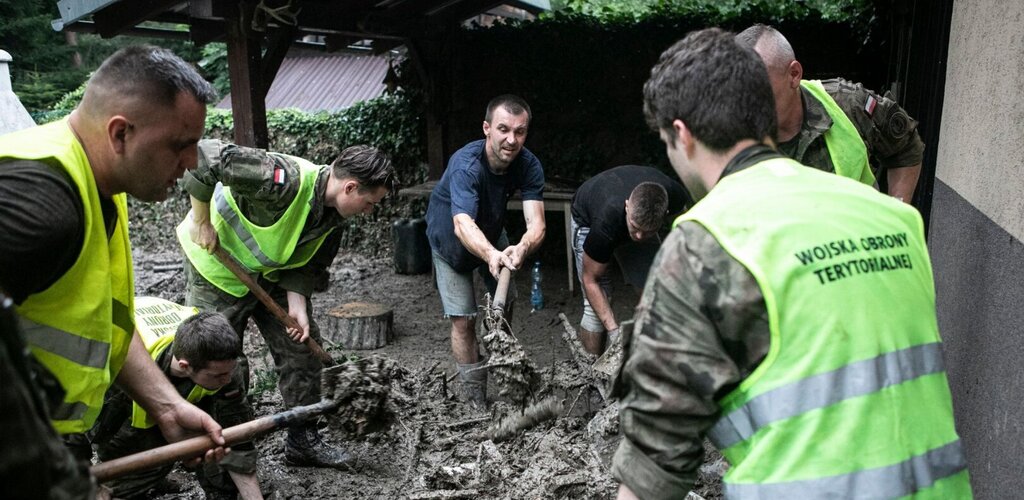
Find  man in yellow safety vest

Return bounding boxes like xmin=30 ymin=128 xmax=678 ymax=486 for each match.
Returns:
xmin=611 ymin=28 xmax=971 ymax=499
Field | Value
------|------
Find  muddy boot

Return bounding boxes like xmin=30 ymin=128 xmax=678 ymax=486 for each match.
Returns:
xmin=579 ymin=327 xmax=607 ymax=356
xmin=284 ymin=423 xmax=352 ymax=470
xmin=456 ymin=359 xmax=488 ymax=407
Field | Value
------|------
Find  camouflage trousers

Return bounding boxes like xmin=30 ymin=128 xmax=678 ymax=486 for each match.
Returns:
xmin=183 ymin=259 xmax=325 ymax=408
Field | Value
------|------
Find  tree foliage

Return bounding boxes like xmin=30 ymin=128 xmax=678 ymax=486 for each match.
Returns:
xmin=1 ymin=0 xmax=207 ymax=115
xmin=551 ymin=0 xmax=873 ymax=24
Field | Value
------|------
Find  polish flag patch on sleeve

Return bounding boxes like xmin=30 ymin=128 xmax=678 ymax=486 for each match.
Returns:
xmin=273 ymin=167 xmax=286 ymax=185
xmin=864 ymin=96 xmax=877 ymax=116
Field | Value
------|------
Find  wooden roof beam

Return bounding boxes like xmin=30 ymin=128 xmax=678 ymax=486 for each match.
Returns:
xmin=91 ymin=0 xmax=186 ymax=38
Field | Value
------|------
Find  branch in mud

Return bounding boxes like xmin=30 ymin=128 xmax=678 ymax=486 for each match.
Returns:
xmin=478 ymin=293 xmax=540 ymax=404
xmin=557 ymin=312 xmax=607 ymax=401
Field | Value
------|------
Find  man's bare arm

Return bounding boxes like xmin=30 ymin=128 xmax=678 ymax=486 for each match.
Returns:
xmin=581 ymin=252 xmax=616 ymax=331
xmin=504 ymin=200 xmax=546 ymax=269
xmin=887 ymin=163 xmax=921 ymax=203
xmin=453 ymin=213 xmax=513 ymax=277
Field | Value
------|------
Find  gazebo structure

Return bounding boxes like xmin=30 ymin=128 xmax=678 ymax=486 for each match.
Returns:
xmin=51 ymin=0 xmax=548 ymax=176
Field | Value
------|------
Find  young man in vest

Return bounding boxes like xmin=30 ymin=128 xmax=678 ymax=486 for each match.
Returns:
xmin=570 ymin=166 xmax=690 ymax=355
xmin=179 ymin=140 xmax=396 ymax=468
xmin=92 ymin=301 xmax=260 ymax=500
xmin=612 ymin=28 xmax=971 ymax=499
xmin=736 ymin=24 xmax=924 ymax=203
xmin=0 ymin=46 xmax=227 ymax=490
xmin=425 ymin=94 xmax=546 ymax=405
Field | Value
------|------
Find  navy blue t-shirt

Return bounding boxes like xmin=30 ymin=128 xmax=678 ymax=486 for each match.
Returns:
xmin=426 ymin=139 xmax=544 ymax=272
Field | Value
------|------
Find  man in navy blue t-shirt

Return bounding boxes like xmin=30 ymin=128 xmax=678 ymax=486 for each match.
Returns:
xmin=425 ymin=94 xmax=546 ymax=405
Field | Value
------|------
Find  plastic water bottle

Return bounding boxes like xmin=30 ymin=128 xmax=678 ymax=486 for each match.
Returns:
xmin=530 ymin=260 xmax=544 ymax=312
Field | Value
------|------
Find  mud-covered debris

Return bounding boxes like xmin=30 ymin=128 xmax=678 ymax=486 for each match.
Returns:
xmin=586 ymin=401 xmax=621 ymax=471
xmin=407 ymin=489 xmax=480 ymax=500
xmin=480 ymin=295 xmax=540 ymax=403
xmin=321 ymin=355 xmax=411 ymax=436
xmin=422 ymin=463 xmax=477 ymax=490
xmin=485 ymin=396 xmax=563 ymax=442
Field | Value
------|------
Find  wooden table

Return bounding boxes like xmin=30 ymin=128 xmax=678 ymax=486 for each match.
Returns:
xmin=399 ymin=181 xmax=578 ymax=295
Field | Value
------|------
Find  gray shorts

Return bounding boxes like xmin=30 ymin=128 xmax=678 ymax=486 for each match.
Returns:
xmin=571 ymin=217 xmax=613 ymax=332
xmin=571 ymin=216 xmax=660 ymax=332
xmin=432 ymin=234 xmax=516 ymax=318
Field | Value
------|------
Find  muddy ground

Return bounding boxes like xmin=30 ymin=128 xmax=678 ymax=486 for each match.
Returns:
xmin=128 ymin=193 xmax=725 ymax=500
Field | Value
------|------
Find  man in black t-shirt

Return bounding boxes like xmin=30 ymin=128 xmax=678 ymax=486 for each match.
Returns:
xmin=570 ymin=165 xmax=689 ymax=354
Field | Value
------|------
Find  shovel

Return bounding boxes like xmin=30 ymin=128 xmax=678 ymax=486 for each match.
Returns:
xmin=212 ymin=246 xmax=334 ymax=366
xmin=491 ymin=267 xmax=513 ymax=311
xmin=90 ymin=399 xmax=337 ymax=482
xmin=90 ymin=359 xmax=364 ymax=482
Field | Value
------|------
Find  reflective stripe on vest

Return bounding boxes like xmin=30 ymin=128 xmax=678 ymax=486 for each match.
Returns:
xmin=177 ymin=157 xmax=333 ymax=297
xmin=801 ymin=80 xmax=876 ymax=186
xmin=19 ymin=317 xmax=110 ymax=369
xmin=709 ymin=342 xmax=946 ymax=448
xmin=0 ymin=119 xmax=135 ymax=434
xmin=676 ymin=157 xmax=970 ymax=498
xmin=724 ymin=440 xmax=967 ymax=499
xmin=213 ymin=183 xmax=288 ymax=268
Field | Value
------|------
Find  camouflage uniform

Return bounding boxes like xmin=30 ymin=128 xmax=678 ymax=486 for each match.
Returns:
xmin=90 ymin=346 xmax=255 ymax=499
xmin=611 ymin=148 xmax=775 ymax=499
xmin=182 ymin=140 xmax=342 ymax=409
xmin=0 ymin=291 xmax=94 ymax=500
xmin=781 ymin=78 xmax=925 ymax=177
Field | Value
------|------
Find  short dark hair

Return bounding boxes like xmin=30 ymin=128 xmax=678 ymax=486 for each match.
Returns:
xmin=171 ymin=312 xmax=241 ymax=370
xmin=643 ymin=28 xmax=777 ymax=152
xmin=330 ymin=145 xmax=398 ymax=193
xmin=485 ymin=94 xmax=532 ymax=123
xmin=85 ymin=45 xmax=217 ymax=109
xmin=628 ymin=182 xmax=669 ymax=231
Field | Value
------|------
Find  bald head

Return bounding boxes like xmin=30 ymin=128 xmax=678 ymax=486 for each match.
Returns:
xmin=736 ymin=25 xmax=804 ymax=142
xmin=736 ymin=24 xmax=796 ymax=73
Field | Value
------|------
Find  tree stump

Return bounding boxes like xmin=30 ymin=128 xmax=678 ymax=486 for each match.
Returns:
xmin=324 ymin=302 xmax=394 ymax=350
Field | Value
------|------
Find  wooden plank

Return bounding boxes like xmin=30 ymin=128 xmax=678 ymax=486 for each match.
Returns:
xmin=92 ymin=0 xmax=183 ymax=38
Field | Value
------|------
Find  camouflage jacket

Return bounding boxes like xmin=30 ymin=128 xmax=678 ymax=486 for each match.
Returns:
xmin=610 ymin=147 xmax=777 ymax=500
xmin=779 ymin=78 xmax=925 ymax=174
xmin=183 ymin=140 xmax=343 ymax=296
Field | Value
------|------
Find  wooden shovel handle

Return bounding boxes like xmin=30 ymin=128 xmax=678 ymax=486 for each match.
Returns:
xmin=493 ymin=267 xmax=512 ymax=311
xmin=212 ymin=246 xmax=333 ymax=366
xmin=91 ymin=400 xmax=337 ymax=483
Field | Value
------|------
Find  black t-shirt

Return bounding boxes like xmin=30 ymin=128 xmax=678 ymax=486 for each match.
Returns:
xmin=0 ymin=160 xmax=117 ymax=304
xmin=570 ymin=165 xmax=690 ymax=263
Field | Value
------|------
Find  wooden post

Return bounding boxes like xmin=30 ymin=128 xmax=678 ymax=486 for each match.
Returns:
xmin=225 ymin=1 xmax=268 ymax=148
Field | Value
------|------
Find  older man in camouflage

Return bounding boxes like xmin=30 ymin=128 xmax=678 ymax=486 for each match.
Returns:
xmin=737 ymin=24 xmax=925 ymax=203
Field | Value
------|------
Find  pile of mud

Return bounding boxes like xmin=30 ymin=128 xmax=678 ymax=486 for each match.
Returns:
xmin=308 ymin=355 xmax=620 ymax=500
xmin=294 ymin=330 xmax=726 ymax=499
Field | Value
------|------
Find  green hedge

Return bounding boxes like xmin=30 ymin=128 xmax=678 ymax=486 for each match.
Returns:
xmin=203 ymin=90 xmax=429 ymax=257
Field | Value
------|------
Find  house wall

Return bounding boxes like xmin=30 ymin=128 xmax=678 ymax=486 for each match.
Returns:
xmin=929 ymin=1 xmax=1024 ymax=496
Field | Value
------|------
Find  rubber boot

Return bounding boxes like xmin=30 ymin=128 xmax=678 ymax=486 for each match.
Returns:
xmin=284 ymin=423 xmax=352 ymax=470
xmin=456 ymin=359 xmax=488 ymax=407
xmin=579 ymin=327 xmax=607 ymax=356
